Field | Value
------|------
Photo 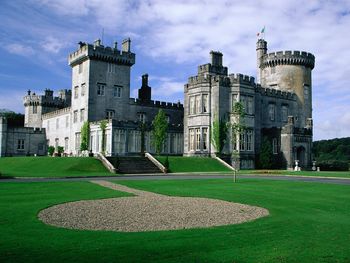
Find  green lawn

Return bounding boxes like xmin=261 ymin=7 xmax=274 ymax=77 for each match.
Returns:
xmin=0 ymin=157 xmax=112 ymax=177
xmin=240 ymin=169 xmax=350 ymax=178
xmin=1 ymin=178 xmax=350 ymax=262
xmin=156 ymin=156 xmax=232 ymax=173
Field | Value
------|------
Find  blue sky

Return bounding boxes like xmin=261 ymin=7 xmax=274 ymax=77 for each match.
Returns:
xmin=0 ymin=0 xmax=349 ymax=141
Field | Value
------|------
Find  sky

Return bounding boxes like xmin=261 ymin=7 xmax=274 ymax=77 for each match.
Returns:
xmin=0 ymin=0 xmax=349 ymax=141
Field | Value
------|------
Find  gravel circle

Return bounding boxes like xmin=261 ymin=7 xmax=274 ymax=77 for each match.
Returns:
xmin=38 ymin=181 xmax=269 ymax=232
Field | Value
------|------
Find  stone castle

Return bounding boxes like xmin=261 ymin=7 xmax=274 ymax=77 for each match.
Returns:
xmin=0 ymin=37 xmax=315 ymax=169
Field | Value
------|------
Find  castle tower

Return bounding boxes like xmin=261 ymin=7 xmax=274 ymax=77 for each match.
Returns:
xmin=256 ymin=39 xmax=267 ymax=84
xmin=257 ymin=41 xmax=315 ymax=128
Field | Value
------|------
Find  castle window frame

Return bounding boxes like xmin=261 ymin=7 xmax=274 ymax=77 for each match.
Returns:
xmin=189 ymin=96 xmax=195 ymax=115
xmin=55 ymin=138 xmax=59 ymax=151
xmin=202 ymin=127 xmax=208 ymax=151
xmin=56 ymin=118 xmax=59 ymax=129
xmin=268 ymin=103 xmax=276 ymax=121
xmin=166 ymin=115 xmax=170 ymax=124
xmin=17 ymin=139 xmax=25 ymax=150
xmin=107 ymin=63 xmax=115 ymax=74
xmin=80 ymin=108 xmax=85 ymax=122
xmin=32 ymin=105 xmax=37 ymax=114
xmin=73 ymin=110 xmax=78 ymax=123
xmin=64 ymin=137 xmax=69 ymax=151
xmin=81 ymin=83 xmax=86 ymax=96
xmin=65 ymin=116 xmax=69 ymax=128
xmin=106 ymin=110 xmax=115 ymax=120
xmin=78 ymin=63 xmax=83 ymax=74
xmin=47 ymin=120 xmax=50 ymax=131
xmin=138 ymin=113 xmax=146 ymax=123
xmin=304 ymin=84 xmax=310 ymax=100
xmin=97 ymin=83 xmax=105 ymax=96
xmin=195 ymin=128 xmax=201 ymax=151
xmin=114 ymin=85 xmax=122 ymax=98
xmin=281 ymin=105 xmax=289 ymax=122
xmin=195 ymin=95 xmax=201 ymax=114
xmin=189 ymin=128 xmax=195 ymax=151
xmin=246 ymin=130 xmax=253 ymax=151
xmin=75 ymin=132 xmax=81 ymax=151
xmin=272 ymin=138 xmax=278 ymax=154
xmin=74 ymin=86 xmax=79 ymax=99
xmin=202 ymin=94 xmax=209 ymax=113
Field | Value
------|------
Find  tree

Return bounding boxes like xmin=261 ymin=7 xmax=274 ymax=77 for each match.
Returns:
xmin=259 ymin=136 xmax=273 ymax=169
xmin=152 ymin=109 xmax=168 ymax=155
xmin=99 ymin=120 xmax=108 ymax=155
xmin=211 ymin=115 xmax=228 ymax=156
xmin=230 ymin=101 xmax=246 ymax=171
xmin=80 ymin=121 xmax=90 ymax=151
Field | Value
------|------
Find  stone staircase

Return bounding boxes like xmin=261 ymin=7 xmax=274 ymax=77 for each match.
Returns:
xmin=107 ymin=156 xmax=162 ymax=174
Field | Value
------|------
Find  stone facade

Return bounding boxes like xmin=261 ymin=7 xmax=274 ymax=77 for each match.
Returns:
xmin=184 ymin=39 xmax=315 ymax=169
xmin=3 ymin=38 xmax=183 ymax=157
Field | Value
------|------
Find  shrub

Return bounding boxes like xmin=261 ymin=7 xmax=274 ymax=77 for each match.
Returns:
xmin=57 ymin=146 xmax=64 ymax=157
xmin=48 ymin=146 xmax=55 ymax=156
xmin=317 ymin=160 xmax=349 ymax=171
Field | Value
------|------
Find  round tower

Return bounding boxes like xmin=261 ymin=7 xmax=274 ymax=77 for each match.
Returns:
xmin=258 ymin=46 xmax=315 ymax=128
xmin=256 ymin=39 xmax=267 ymax=84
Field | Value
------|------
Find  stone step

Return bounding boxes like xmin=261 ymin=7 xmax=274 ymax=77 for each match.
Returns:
xmin=107 ymin=156 xmax=161 ymax=174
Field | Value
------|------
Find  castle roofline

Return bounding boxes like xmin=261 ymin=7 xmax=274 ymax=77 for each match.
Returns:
xmin=262 ymin=50 xmax=315 ymax=69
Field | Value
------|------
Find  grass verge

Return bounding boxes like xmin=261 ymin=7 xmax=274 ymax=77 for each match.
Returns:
xmin=0 ymin=157 xmax=112 ymax=177
xmin=240 ymin=169 xmax=350 ymax=178
xmin=156 ymin=156 xmax=232 ymax=173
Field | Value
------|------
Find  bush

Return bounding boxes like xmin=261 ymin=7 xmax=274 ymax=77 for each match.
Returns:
xmin=317 ymin=160 xmax=349 ymax=171
xmin=57 ymin=146 xmax=64 ymax=157
xmin=48 ymin=146 xmax=55 ymax=156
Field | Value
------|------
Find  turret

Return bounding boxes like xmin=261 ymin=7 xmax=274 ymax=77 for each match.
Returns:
xmin=256 ymin=39 xmax=267 ymax=84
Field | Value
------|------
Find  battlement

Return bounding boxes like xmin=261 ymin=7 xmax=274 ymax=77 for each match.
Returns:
xmin=256 ymin=85 xmax=296 ymax=100
xmin=23 ymin=89 xmax=70 ymax=108
xmin=262 ymin=50 xmax=315 ymax=69
xmin=228 ymin=73 xmax=255 ymax=85
xmin=128 ymin=98 xmax=183 ymax=109
xmin=188 ymin=74 xmax=210 ymax=85
xmin=198 ymin=63 xmax=228 ymax=76
xmin=42 ymin=107 xmax=71 ymax=120
xmin=68 ymin=39 xmax=135 ymax=67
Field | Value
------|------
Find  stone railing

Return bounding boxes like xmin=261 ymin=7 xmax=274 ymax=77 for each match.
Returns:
xmin=145 ymin=152 xmax=167 ymax=173
xmin=96 ymin=153 xmax=117 ymax=173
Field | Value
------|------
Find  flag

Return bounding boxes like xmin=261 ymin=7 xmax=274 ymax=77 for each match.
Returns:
xmin=257 ymin=32 xmax=260 ymax=37
xmin=261 ymin=26 xmax=265 ymax=34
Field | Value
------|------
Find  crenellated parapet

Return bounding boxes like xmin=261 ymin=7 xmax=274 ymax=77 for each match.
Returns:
xmin=23 ymin=89 xmax=69 ymax=108
xmin=261 ymin=50 xmax=315 ymax=69
xmin=68 ymin=39 xmax=135 ymax=67
xmin=198 ymin=63 xmax=228 ymax=76
xmin=256 ymin=85 xmax=296 ymax=100
xmin=128 ymin=98 xmax=183 ymax=109
xmin=228 ymin=73 xmax=255 ymax=85
xmin=42 ymin=107 xmax=71 ymax=120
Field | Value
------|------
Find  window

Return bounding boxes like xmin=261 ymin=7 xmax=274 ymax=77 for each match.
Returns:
xmin=202 ymin=94 xmax=208 ymax=113
xmin=268 ymin=103 xmax=275 ymax=121
xmin=47 ymin=120 xmax=50 ymax=131
xmin=202 ymin=128 xmax=208 ymax=150
xmin=239 ymin=132 xmax=246 ymax=151
xmin=106 ymin=110 xmax=114 ymax=120
xmin=189 ymin=129 xmax=195 ymax=151
xmin=17 ymin=139 xmax=24 ymax=150
xmin=73 ymin=110 xmax=78 ymax=123
xmin=247 ymin=97 xmax=254 ymax=114
xmin=56 ymin=118 xmax=59 ymax=129
xmin=55 ymin=138 xmax=59 ymax=150
xmin=138 ymin=113 xmax=146 ymax=123
xmin=65 ymin=116 xmax=69 ymax=128
xmin=271 ymin=67 xmax=276 ymax=74
xmin=81 ymin=83 xmax=86 ymax=96
xmin=166 ymin=115 xmax=170 ymax=124
xmin=107 ymin=63 xmax=115 ymax=73
xmin=79 ymin=63 xmax=83 ymax=74
xmin=195 ymin=95 xmax=201 ymax=114
xmin=74 ymin=86 xmax=79 ymax=99
xmin=97 ymin=83 xmax=105 ymax=96
xmin=80 ymin=109 xmax=85 ymax=122
xmin=272 ymin=138 xmax=278 ymax=154
xmin=246 ymin=130 xmax=253 ymax=151
xmin=189 ymin=96 xmax=195 ymax=115
xmin=281 ymin=105 xmax=288 ymax=122
xmin=75 ymin=132 xmax=81 ymax=151
xmin=239 ymin=95 xmax=254 ymax=114
xmin=33 ymin=105 xmax=37 ymax=114
xmin=64 ymin=137 xmax=69 ymax=151
xmin=304 ymin=86 xmax=309 ymax=100
xmin=195 ymin=128 xmax=201 ymax=151
xmin=114 ymin=85 xmax=122 ymax=98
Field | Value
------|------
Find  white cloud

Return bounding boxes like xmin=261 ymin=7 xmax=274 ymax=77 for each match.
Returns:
xmin=4 ymin=43 xmax=35 ymax=56
xmin=41 ymin=36 xmax=67 ymax=54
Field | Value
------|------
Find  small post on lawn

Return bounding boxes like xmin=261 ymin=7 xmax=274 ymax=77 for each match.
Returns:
xmin=233 ymin=168 xmax=236 ymax=183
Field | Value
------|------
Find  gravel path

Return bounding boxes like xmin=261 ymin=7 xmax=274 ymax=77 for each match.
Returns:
xmin=38 ymin=181 xmax=269 ymax=232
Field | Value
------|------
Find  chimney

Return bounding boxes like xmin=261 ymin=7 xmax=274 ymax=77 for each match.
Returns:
xmin=142 ymin=74 xmax=148 ymax=87
xmin=138 ymin=74 xmax=151 ymax=103
xmin=27 ymin=90 xmax=31 ymax=96
xmin=122 ymin=38 xmax=131 ymax=52
xmin=113 ymin=41 xmax=118 ymax=50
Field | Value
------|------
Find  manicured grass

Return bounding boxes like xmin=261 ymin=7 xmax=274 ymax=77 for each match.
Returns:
xmin=156 ymin=156 xmax=232 ymax=173
xmin=1 ymin=179 xmax=350 ymax=262
xmin=0 ymin=157 xmax=112 ymax=177
xmin=240 ymin=169 xmax=350 ymax=178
